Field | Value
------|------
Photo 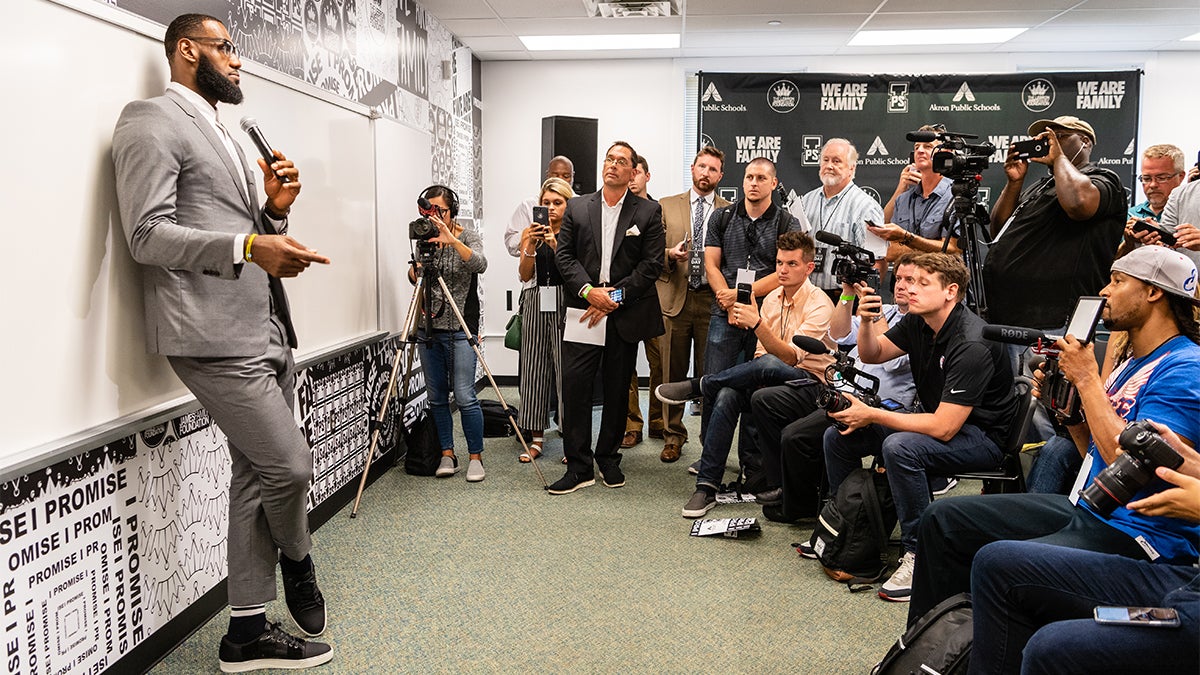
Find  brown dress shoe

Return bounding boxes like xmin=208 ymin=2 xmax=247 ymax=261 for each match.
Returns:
xmin=621 ymin=430 xmax=643 ymax=448
xmin=660 ymin=442 xmax=681 ymax=463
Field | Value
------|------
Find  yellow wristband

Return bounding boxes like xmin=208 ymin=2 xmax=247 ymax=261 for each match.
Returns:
xmin=245 ymin=234 xmax=257 ymax=262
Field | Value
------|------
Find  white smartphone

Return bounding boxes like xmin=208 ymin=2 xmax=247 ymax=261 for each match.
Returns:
xmin=1093 ymin=606 xmax=1181 ymax=628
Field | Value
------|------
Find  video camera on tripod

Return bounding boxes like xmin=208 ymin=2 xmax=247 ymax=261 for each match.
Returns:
xmin=906 ymin=128 xmax=995 ymax=180
xmin=409 ymin=198 xmax=443 ymax=261
xmin=792 ymin=335 xmax=889 ymax=430
xmin=982 ymin=296 xmax=1107 ymax=425
xmin=814 ymin=231 xmax=879 ymax=287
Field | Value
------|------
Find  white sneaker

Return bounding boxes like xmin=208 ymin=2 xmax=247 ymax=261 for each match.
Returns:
xmin=466 ymin=459 xmax=485 ymax=482
xmin=879 ymin=551 xmax=916 ymax=602
xmin=435 ymin=455 xmax=459 ymax=477
xmin=931 ymin=477 xmax=958 ymax=496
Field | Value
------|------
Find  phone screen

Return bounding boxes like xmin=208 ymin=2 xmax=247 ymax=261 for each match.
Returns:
xmin=1064 ymin=296 xmax=1106 ymax=343
xmin=1094 ymin=606 xmax=1181 ymax=627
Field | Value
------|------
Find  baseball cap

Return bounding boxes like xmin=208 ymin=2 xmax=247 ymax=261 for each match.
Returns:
xmin=1111 ymin=246 xmax=1200 ymax=306
xmin=1027 ymin=115 xmax=1097 ymax=144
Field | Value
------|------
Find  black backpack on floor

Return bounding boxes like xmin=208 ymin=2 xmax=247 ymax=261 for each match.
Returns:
xmin=872 ymin=593 xmax=973 ymax=675
xmin=479 ymin=400 xmax=518 ymax=437
xmin=808 ymin=467 xmax=897 ymax=585
xmin=402 ymin=412 xmax=442 ymax=476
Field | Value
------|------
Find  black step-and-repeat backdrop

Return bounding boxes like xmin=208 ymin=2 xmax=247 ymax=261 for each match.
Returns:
xmin=698 ymin=71 xmax=1140 ymax=212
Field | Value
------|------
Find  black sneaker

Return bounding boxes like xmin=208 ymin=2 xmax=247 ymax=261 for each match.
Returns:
xmin=546 ymin=472 xmax=595 ymax=495
xmin=681 ymin=489 xmax=717 ymax=518
xmin=218 ymin=622 xmax=332 ymax=673
xmin=282 ymin=563 xmax=326 ymax=637
xmin=795 ymin=540 xmax=819 ymax=560
xmin=601 ymin=466 xmax=625 ymax=488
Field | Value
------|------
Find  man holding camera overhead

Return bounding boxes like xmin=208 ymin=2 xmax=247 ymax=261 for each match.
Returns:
xmin=984 ymin=115 xmax=1126 ymax=331
xmin=907 ymin=245 xmax=1200 ymax=625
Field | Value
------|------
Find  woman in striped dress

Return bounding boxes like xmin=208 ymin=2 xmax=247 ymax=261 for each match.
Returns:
xmin=516 ymin=177 xmax=574 ymax=461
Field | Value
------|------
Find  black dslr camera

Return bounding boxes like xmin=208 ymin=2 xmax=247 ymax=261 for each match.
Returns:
xmin=1079 ymin=420 xmax=1185 ymax=518
xmin=930 ymin=131 xmax=994 ymax=179
xmin=409 ymin=197 xmax=443 ymax=262
xmin=793 ymin=336 xmax=881 ymax=430
xmin=815 ymin=231 xmax=878 ymax=287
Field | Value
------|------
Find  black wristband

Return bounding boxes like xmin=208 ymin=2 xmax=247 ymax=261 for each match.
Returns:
xmin=751 ymin=318 xmax=762 ymax=331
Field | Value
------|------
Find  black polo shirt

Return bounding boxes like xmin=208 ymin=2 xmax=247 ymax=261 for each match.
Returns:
xmin=885 ymin=303 xmax=1017 ymax=445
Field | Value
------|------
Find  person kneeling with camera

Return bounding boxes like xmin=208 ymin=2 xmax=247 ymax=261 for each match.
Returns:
xmin=820 ymin=253 xmax=1018 ymax=602
xmin=905 ymin=245 xmax=1200 ymax=627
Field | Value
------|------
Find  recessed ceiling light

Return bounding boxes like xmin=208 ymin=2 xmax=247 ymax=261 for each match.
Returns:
xmin=1182 ymin=31 xmax=1200 ymax=41
xmin=767 ymin=20 xmax=782 ymax=27
xmin=520 ymin=33 xmax=680 ymax=51
xmin=849 ymin=27 xmax=1027 ymax=47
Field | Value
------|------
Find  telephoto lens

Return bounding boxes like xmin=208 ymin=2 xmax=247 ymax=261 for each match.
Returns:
xmin=1078 ymin=420 xmax=1185 ymax=517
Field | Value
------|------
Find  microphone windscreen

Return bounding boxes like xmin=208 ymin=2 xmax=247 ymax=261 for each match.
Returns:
xmin=905 ymin=130 xmax=939 ymax=143
xmin=815 ymin=230 xmax=843 ymax=247
xmin=239 ymin=116 xmax=258 ymax=133
xmin=981 ymin=324 xmax=1047 ymax=345
xmin=417 ymin=197 xmax=432 ymax=210
xmin=792 ymin=335 xmax=830 ymax=354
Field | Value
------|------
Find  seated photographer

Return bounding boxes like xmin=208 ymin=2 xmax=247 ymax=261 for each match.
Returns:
xmin=654 ymin=231 xmax=835 ymax=518
xmin=821 ymin=252 xmax=1017 ymax=602
xmin=407 ymin=185 xmax=489 ymax=482
xmin=750 ymin=259 xmax=917 ymax=521
xmin=906 ymin=245 xmax=1200 ymax=625
xmin=970 ymin=421 xmax=1200 ymax=675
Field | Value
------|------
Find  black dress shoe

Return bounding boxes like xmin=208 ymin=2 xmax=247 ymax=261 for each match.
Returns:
xmin=282 ymin=562 xmax=327 ymax=637
xmin=219 ymin=622 xmax=332 ymax=673
xmin=601 ymin=466 xmax=625 ymax=488
xmin=755 ymin=487 xmax=784 ymax=506
xmin=546 ymin=472 xmax=595 ymax=495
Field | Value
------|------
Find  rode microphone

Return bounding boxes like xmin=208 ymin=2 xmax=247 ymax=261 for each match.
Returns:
xmin=981 ymin=324 xmax=1050 ymax=345
xmin=416 ymin=197 xmax=439 ymax=218
xmin=905 ymin=130 xmax=940 ymax=143
xmin=814 ymin=231 xmax=845 ymax=247
xmin=239 ymin=117 xmax=290 ymax=183
xmin=792 ymin=335 xmax=831 ymax=355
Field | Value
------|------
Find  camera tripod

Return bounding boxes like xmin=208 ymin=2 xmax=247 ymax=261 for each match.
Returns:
xmin=949 ymin=175 xmax=990 ymax=320
xmin=350 ymin=246 xmax=545 ymax=518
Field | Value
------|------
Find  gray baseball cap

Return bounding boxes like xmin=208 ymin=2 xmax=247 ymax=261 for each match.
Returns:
xmin=1111 ymin=246 xmax=1200 ymax=306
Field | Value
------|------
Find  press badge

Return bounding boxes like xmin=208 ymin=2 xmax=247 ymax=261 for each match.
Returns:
xmin=539 ymin=286 xmax=557 ymax=312
xmin=736 ymin=268 xmax=755 ymax=288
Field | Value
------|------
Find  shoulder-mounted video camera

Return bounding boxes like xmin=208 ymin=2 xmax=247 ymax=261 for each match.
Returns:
xmin=982 ymin=296 xmax=1106 ymax=425
xmin=815 ymin=230 xmax=878 ymax=287
xmin=907 ymin=128 xmax=995 ymax=180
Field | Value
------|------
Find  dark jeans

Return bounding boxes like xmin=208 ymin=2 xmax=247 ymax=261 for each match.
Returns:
xmin=695 ymin=355 xmax=807 ymax=490
xmin=908 ymin=493 xmax=1150 ymax=625
xmin=824 ymin=422 xmax=1002 ymax=553
xmin=560 ymin=327 xmax=639 ymax=477
xmin=701 ymin=313 xmax=758 ymax=445
xmin=970 ymin=540 xmax=1198 ymax=675
xmin=750 ymin=382 xmax=826 ymax=518
xmin=1026 ymin=434 xmax=1085 ymax=495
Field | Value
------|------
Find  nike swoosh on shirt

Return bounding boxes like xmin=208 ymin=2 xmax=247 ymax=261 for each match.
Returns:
xmin=950 ymin=388 xmax=967 ymax=394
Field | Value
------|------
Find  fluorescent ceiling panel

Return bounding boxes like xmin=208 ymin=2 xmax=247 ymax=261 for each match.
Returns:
xmin=520 ymin=33 xmax=680 ymax=50
xmin=849 ymin=27 xmax=1027 ymax=46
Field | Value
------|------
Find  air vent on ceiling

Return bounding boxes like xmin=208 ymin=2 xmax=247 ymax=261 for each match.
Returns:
xmin=583 ymin=1 xmax=679 ymax=18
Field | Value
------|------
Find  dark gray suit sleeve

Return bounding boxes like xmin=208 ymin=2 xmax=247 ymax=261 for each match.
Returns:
xmin=555 ymin=199 xmax=591 ymax=299
xmin=618 ymin=202 xmax=665 ymax=300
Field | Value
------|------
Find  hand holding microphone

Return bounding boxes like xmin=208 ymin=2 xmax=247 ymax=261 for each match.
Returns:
xmin=241 ymin=117 xmax=301 ymax=214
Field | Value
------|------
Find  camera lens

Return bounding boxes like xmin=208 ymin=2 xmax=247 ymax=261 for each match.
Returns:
xmin=818 ymin=388 xmax=850 ymax=415
xmin=1078 ymin=453 xmax=1156 ymax=518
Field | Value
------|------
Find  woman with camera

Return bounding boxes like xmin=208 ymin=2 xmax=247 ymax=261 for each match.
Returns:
xmin=515 ymin=177 xmax=574 ymax=463
xmin=408 ymin=185 xmax=489 ymax=482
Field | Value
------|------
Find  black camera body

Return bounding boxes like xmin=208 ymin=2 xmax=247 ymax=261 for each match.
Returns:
xmin=928 ymin=131 xmax=995 ymax=180
xmin=409 ymin=217 xmax=437 ymax=241
xmin=819 ymin=352 xmax=882 ymax=430
xmin=1079 ymin=420 xmax=1185 ymax=518
xmin=830 ymin=247 xmax=879 ymax=287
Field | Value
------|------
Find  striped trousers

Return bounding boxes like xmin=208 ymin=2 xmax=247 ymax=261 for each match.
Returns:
xmin=516 ymin=285 xmax=564 ymax=432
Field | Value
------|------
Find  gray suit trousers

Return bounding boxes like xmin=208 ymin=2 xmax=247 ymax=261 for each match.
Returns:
xmin=169 ymin=315 xmax=314 ymax=606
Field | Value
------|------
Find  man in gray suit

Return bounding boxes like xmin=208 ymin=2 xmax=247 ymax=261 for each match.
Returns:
xmin=112 ymin=14 xmax=332 ymax=672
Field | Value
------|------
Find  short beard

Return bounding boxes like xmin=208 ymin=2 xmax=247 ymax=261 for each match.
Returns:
xmin=196 ymin=53 xmax=243 ymax=105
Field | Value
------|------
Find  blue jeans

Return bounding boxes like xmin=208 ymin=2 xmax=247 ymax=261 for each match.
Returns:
xmin=695 ymin=354 xmax=809 ymax=490
xmin=823 ymin=422 xmax=1002 ymax=553
xmin=1027 ymin=434 xmax=1084 ymax=495
xmin=701 ymin=313 xmax=759 ymax=450
xmin=971 ymin=540 xmax=1199 ymax=675
xmin=418 ymin=330 xmax=484 ymax=455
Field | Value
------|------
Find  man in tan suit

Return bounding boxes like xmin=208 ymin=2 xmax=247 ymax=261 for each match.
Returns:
xmin=655 ymin=146 xmax=729 ymax=462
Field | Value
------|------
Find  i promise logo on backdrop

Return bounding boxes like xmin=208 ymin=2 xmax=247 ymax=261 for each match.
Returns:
xmin=768 ymin=80 xmax=799 ymax=113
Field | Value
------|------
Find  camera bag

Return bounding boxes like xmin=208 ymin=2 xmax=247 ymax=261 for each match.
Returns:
xmin=871 ymin=592 xmax=973 ymax=675
xmin=402 ymin=411 xmax=443 ymax=476
xmin=480 ymin=400 xmax=519 ymax=437
xmin=807 ymin=466 xmax=897 ymax=586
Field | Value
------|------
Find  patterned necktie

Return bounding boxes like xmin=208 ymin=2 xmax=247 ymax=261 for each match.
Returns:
xmin=689 ymin=197 xmax=706 ymax=289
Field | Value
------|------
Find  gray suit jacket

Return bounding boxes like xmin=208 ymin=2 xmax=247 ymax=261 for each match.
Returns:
xmin=112 ymin=88 xmax=294 ymax=357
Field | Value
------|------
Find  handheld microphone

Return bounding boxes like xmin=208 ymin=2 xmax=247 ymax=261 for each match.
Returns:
xmin=814 ymin=231 xmax=845 ymax=247
xmin=905 ymin=130 xmax=940 ymax=143
xmin=792 ymin=335 xmax=831 ymax=355
xmin=981 ymin=324 xmax=1049 ymax=345
xmin=239 ymin=117 xmax=290 ymax=183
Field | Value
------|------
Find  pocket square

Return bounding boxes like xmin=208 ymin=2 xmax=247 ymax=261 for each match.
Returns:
xmin=625 ymin=225 xmax=641 ymax=237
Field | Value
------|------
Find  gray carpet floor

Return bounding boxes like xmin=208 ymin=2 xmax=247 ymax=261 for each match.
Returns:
xmin=153 ymin=386 xmax=978 ymax=674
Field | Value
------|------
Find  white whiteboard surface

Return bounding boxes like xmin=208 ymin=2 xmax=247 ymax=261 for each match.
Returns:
xmin=376 ymin=118 xmax=432 ymax=334
xmin=2 ymin=0 xmax=378 ymax=457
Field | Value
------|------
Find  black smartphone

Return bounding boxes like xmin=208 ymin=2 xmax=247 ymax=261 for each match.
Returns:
xmin=1093 ymin=606 xmax=1181 ymax=628
xmin=1131 ymin=218 xmax=1178 ymax=247
xmin=736 ymin=283 xmax=752 ymax=305
xmin=880 ymin=398 xmax=905 ymax=412
xmin=1062 ymin=296 xmax=1107 ymax=344
xmin=1012 ymin=138 xmax=1050 ymax=160
xmin=532 ymin=205 xmax=549 ymax=227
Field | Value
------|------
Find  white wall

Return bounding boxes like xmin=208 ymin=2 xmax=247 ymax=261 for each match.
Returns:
xmin=478 ymin=50 xmax=1200 ymax=375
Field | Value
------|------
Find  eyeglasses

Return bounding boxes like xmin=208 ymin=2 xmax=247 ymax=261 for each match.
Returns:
xmin=1138 ymin=172 xmax=1182 ymax=184
xmin=185 ymin=36 xmax=238 ymax=57
xmin=603 ymin=156 xmax=631 ymax=168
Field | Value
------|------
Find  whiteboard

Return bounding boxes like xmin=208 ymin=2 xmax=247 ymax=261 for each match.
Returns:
xmin=1 ymin=0 xmax=378 ymax=457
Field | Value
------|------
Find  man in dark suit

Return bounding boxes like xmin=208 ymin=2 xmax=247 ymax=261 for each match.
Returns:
xmin=551 ymin=141 xmax=666 ymax=494
xmin=112 ymin=14 xmax=332 ymax=672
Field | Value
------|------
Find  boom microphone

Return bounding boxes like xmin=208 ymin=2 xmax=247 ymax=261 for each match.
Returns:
xmin=239 ymin=117 xmax=290 ymax=183
xmin=981 ymin=324 xmax=1050 ymax=345
xmin=792 ymin=335 xmax=831 ymax=355
xmin=814 ymin=231 xmax=845 ymax=247
xmin=905 ymin=130 xmax=940 ymax=143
